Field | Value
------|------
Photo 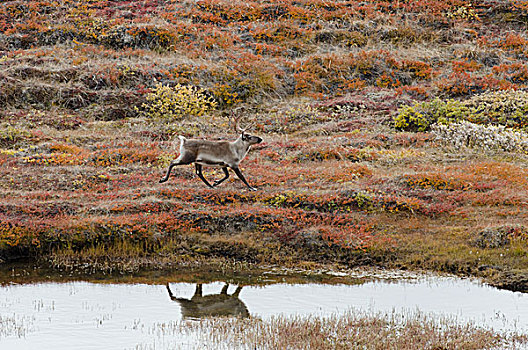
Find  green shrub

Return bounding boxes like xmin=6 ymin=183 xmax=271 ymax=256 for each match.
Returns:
xmin=137 ymin=83 xmax=217 ymax=121
xmin=393 ymin=105 xmax=430 ymax=132
xmin=464 ymin=90 xmax=528 ymax=129
xmin=445 ymin=5 xmax=480 ymax=21
xmin=393 ymin=98 xmax=467 ymax=132
xmin=0 ymin=125 xmax=32 ymax=148
xmin=394 ymin=90 xmax=528 ymax=131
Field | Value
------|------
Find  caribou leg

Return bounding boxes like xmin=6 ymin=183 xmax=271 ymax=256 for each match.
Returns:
xmin=232 ymin=166 xmax=257 ymax=191
xmin=195 ymin=164 xmax=214 ymax=188
xmin=213 ymin=167 xmax=230 ymax=187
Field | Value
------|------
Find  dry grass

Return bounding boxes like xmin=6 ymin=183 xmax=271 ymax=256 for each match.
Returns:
xmin=151 ymin=310 xmax=528 ymax=350
xmin=0 ymin=314 xmax=33 ymax=339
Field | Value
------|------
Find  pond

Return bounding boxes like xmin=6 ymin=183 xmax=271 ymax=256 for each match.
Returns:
xmin=1 ymin=269 xmax=527 ymax=349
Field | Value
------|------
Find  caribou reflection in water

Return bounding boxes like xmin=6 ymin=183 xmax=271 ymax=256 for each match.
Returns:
xmin=166 ymin=283 xmax=249 ymax=319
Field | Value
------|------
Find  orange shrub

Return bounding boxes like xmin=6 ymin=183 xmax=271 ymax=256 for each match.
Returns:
xmin=403 ymin=174 xmax=472 ymax=191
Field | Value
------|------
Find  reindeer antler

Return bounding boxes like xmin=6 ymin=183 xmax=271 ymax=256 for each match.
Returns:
xmin=231 ymin=109 xmax=243 ymax=134
xmin=230 ymin=108 xmax=255 ymax=134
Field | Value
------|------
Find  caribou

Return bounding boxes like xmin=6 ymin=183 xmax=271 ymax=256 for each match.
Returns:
xmin=158 ymin=116 xmax=262 ymax=190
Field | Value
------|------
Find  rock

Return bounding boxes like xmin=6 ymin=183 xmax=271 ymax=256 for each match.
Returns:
xmin=472 ymin=225 xmax=526 ymax=248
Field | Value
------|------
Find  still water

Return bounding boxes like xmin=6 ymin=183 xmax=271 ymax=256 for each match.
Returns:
xmin=0 ymin=273 xmax=527 ymax=349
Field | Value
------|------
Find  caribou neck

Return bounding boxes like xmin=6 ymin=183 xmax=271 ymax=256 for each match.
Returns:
xmin=230 ymin=136 xmax=251 ymax=163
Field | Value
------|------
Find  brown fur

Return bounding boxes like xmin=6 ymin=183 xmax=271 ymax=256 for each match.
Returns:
xmin=159 ymin=132 xmax=262 ymax=190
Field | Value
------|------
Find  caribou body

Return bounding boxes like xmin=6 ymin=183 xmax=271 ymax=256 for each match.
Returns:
xmin=158 ymin=119 xmax=262 ymax=190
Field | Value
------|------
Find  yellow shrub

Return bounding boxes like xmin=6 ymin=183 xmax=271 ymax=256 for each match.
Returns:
xmin=138 ymin=83 xmax=217 ymax=120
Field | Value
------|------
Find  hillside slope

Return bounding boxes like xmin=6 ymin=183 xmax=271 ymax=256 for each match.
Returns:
xmin=1 ymin=0 xmax=527 ymax=291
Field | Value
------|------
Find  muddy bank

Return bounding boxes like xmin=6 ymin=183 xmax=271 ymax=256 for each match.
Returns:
xmin=1 ymin=237 xmax=526 ymax=294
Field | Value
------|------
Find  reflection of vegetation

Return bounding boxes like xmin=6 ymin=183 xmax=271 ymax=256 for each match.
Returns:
xmin=0 ymin=262 xmax=374 ymax=286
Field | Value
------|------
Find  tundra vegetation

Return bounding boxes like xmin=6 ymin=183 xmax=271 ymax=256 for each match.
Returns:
xmin=0 ymin=0 xmax=528 ymax=299
xmin=161 ymin=310 xmax=528 ymax=350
